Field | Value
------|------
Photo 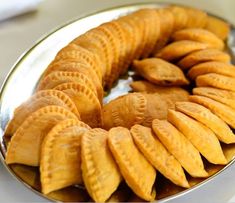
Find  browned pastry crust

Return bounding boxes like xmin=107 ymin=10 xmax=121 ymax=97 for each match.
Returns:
xmin=4 ymin=5 xmax=233 ymax=202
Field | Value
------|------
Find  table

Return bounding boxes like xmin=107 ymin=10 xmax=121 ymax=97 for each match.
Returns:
xmin=1 ymin=0 xmax=235 ymax=202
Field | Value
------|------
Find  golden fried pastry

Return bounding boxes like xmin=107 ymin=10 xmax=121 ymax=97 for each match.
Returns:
xmin=116 ymin=8 xmax=160 ymax=74
xmin=55 ymin=44 xmax=103 ymax=82
xmin=183 ymin=6 xmax=207 ymax=28
xmin=130 ymin=80 xmax=189 ymax=99
xmin=126 ymin=11 xmax=146 ymax=61
xmin=152 ymin=119 xmax=208 ymax=177
xmin=39 ymin=60 xmax=103 ymax=100
xmin=193 ymin=87 xmax=235 ymax=109
xmin=103 ymin=89 xmax=188 ymax=129
xmin=103 ymin=93 xmax=147 ymax=129
xmin=155 ymin=40 xmax=209 ymax=61
xmin=95 ymin=27 xmax=120 ymax=88
xmin=72 ymin=30 xmax=111 ymax=78
xmin=130 ymin=124 xmax=189 ymax=188
xmin=196 ymin=73 xmax=235 ymax=92
xmin=6 ymin=105 xmax=78 ymax=166
xmin=113 ymin=17 xmax=137 ymax=74
xmin=205 ymin=15 xmax=230 ymax=40
xmin=54 ymin=82 xmax=102 ymax=128
xmin=102 ymin=21 xmax=127 ymax=77
xmin=40 ymin=119 xmax=90 ymax=194
xmin=106 ymin=20 xmax=126 ymax=74
xmin=145 ymin=9 xmax=161 ymax=58
xmin=108 ymin=127 xmax=156 ymax=201
xmin=178 ymin=49 xmax=231 ymax=70
xmin=117 ymin=9 xmax=158 ymax=71
xmin=87 ymin=24 xmax=121 ymax=88
xmin=4 ymin=6 xmax=234 ymax=202
xmin=171 ymin=28 xmax=224 ymax=50
xmin=167 ymin=6 xmax=188 ymax=31
xmin=36 ymin=71 xmax=97 ymax=98
xmin=132 ymin=9 xmax=160 ymax=59
xmin=189 ymin=95 xmax=235 ymax=128
xmin=4 ymin=90 xmax=79 ymax=136
xmin=105 ymin=91 xmax=185 ymax=128
xmin=99 ymin=21 xmax=126 ymax=80
xmin=153 ymin=8 xmax=174 ymax=52
xmin=130 ymin=80 xmax=163 ymax=93
xmin=168 ymin=109 xmax=227 ymax=164
xmin=141 ymin=93 xmax=175 ymax=127
xmin=133 ymin=58 xmax=189 ymax=86
xmin=188 ymin=61 xmax=235 ymax=80
xmin=175 ymin=102 xmax=235 ymax=144
xmin=158 ymin=88 xmax=189 ymax=103
xmin=81 ymin=128 xmax=122 ymax=202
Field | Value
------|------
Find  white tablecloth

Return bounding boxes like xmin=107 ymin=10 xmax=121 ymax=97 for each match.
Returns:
xmin=1 ymin=0 xmax=235 ymax=202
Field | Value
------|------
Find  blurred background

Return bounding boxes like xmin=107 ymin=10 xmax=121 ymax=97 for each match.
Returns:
xmin=0 ymin=0 xmax=235 ymax=202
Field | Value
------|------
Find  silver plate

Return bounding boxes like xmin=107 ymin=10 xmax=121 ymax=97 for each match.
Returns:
xmin=1 ymin=2 xmax=235 ymax=202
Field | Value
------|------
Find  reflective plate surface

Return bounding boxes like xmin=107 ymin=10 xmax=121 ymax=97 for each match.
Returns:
xmin=1 ymin=2 xmax=235 ymax=202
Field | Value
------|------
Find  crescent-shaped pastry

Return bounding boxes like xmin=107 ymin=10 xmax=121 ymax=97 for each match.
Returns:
xmin=99 ymin=21 xmax=127 ymax=79
xmin=193 ymin=87 xmax=235 ymax=109
xmin=153 ymin=8 xmax=174 ymax=52
xmin=152 ymin=119 xmax=208 ymax=177
xmin=141 ymin=93 xmax=175 ymax=127
xmin=130 ymin=81 xmax=189 ymax=101
xmin=205 ymin=15 xmax=230 ymax=40
xmin=188 ymin=62 xmax=235 ymax=80
xmin=123 ymin=12 xmax=144 ymax=62
xmin=36 ymin=71 xmax=97 ymax=99
xmin=103 ymin=93 xmax=147 ymax=129
xmin=39 ymin=60 xmax=103 ymax=100
xmin=178 ymin=49 xmax=231 ymax=70
xmin=152 ymin=119 xmax=208 ymax=178
xmin=130 ymin=124 xmax=189 ymax=188
xmin=6 ymin=105 xmax=78 ymax=166
xmin=196 ymin=73 xmax=235 ymax=92
xmin=4 ymin=90 xmax=80 ymax=136
xmin=175 ymin=102 xmax=235 ymax=144
xmin=167 ymin=6 xmax=188 ymax=31
xmin=168 ymin=109 xmax=227 ymax=164
xmin=55 ymin=44 xmax=102 ymax=82
xmin=155 ymin=40 xmax=209 ymax=61
xmin=133 ymin=58 xmax=189 ymax=86
xmin=108 ymin=127 xmax=156 ymax=201
xmin=114 ymin=16 xmax=139 ymax=74
xmin=189 ymin=95 xmax=235 ymax=128
xmin=172 ymin=28 xmax=224 ymax=50
xmin=183 ymin=7 xmax=207 ymax=28
xmin=40 ymin=119 xmax=90 ymax=194
xmin=72 ymin=31 xmax=110 ymax=78
xmin=3 ymin=5 xmax=234 ymax=202
xmin=93 ymin=26 xmax=121 ymax=87
xmin=81 ymin=128 xmax=122 ymax=202
xmin=141 ymin=9 xmax=160 ymax=58
xmin=54 ymin=82 xmax=102 ymax=128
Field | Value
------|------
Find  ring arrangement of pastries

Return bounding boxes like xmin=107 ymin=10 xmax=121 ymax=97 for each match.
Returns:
xmin=4 ymin=4 xmax=235 ymax=202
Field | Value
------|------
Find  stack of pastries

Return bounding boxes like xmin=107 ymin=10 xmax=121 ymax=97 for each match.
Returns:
xmin=4 ymin=4 xmax=235 ymax=202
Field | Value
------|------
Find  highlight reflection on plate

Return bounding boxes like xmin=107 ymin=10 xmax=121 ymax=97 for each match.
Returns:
xmin=1 ymin=2 xmax=235 ymax=202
